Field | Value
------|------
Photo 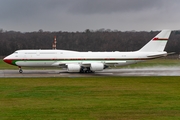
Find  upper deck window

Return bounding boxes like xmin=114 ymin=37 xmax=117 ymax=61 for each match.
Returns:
xmin=40 ymin=52 xmax=56 ymax=54
xmin=25 ymin=52 xmax=36 ymax=54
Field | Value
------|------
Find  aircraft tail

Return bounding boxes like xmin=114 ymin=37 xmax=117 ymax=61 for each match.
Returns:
xmin=138 ymin=29 xmax=171 ymax=52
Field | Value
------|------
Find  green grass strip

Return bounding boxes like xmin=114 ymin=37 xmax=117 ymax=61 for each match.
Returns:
xmin=0 ymin=77 xmax=180 ymax=120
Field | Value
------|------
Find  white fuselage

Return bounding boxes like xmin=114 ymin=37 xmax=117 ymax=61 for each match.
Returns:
xmin=4 ymin=49 xmax=167 ymax=67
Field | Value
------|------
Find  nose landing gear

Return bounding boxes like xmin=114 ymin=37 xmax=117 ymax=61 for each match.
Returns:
xmin=18 ymin=66 xmax=23 ymax=73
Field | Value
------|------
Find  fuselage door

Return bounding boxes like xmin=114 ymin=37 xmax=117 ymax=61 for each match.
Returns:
xmin=36 ymin=50 xmax=40 ymax=56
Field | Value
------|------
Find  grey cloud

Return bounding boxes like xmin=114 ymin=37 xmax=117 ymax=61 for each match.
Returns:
xmin=0 ymin=1 xmax=42 ymax=22
xmin=0 ymin=0 xmax=180 ymax=32
xmin=0 ymin=0 xmax=68 ymax=20
xmin=0 ymin=0 xmax=164 ymax=18
xmin=68 ymin=0 xmax=163 ymax=14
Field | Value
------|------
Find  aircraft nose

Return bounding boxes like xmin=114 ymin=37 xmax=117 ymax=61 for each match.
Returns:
xmin=3 ymin=57 xmax=13 ymax=65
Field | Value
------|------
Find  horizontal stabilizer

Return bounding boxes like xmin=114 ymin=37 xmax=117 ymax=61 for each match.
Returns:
xmin=147 ymin=53 xmax=167 ymax=58
xmin=167 ymin=52 xmax=176 ymax=55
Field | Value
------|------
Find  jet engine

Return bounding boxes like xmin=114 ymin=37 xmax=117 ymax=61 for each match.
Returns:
xmin=67 ymin=64 xmax=81 ymax=72
xmin=90 ymin=63 xmax=104 ymax=71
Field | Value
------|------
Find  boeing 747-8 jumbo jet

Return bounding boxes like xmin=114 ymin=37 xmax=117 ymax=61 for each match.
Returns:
xmin=3 ymin=29 xmax=171 ymax=73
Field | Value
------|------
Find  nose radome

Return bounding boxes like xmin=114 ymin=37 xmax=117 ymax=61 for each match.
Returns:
xmin=3 ymin=57 xmax=6 ymax=62
xmin=3 ymin=58 xmax=13 ymax=65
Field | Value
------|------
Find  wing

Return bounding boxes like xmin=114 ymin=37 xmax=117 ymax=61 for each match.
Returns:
xmin=51 ymin=61 xmax=126 ymax=67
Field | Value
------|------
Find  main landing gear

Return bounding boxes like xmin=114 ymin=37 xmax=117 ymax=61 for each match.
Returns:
xmin=18 ymin=66 xmax=23 ymax=73
xmin=79 ymin=67 xmax=94 ymax=73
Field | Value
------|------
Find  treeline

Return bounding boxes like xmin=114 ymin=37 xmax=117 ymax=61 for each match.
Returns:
xmin=0 ymin=29 xmax=180 ymax=56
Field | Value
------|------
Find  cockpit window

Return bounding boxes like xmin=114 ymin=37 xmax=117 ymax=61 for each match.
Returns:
xmin=14 ymin=52 xmax=18 ymax=54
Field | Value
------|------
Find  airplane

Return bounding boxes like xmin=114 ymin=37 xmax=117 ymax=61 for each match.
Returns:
xmin=3 ymin=29 xmax=171 ymax=73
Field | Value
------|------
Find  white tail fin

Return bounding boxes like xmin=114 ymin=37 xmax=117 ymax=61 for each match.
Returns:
xmin=138 ymin=29 xmax=171 ymax=52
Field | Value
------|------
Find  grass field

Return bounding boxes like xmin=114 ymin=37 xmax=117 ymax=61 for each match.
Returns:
xmin=0 ymin=60 xmax=17 ymax=69
xmin=1 ymin=59 xmax=180 ymax=119
xmin=1 ymin=77 xmax=180 ymax=120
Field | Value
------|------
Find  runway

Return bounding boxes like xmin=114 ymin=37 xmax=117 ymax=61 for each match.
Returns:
xmin=1 ymin=66 xmax=180 ymax=77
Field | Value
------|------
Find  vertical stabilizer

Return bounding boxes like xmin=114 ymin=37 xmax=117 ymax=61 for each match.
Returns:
xmin=138 ymin=29 xmax=171 ymax=52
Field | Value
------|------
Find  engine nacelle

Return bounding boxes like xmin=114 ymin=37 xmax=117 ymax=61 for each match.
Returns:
xmin=90 ymin=63 xmax=104 ymax=71
xmin=67 ymin=64 xmax=81 ymax=72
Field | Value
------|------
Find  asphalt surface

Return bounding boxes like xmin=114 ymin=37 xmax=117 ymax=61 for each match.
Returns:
xmin=1 ymin=66 xmax=180 ymax=77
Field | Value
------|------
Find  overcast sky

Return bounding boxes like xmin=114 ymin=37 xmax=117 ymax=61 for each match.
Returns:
xmin=0 ymin=0 xmax=180 ymax=32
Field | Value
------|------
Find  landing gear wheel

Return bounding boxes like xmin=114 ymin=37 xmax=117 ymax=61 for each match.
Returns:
xmin=80 ymin=69 xmax=84 ymax=73
xmin=18 ymin=66 xmax=23 ymax=73
xmin=80 ymin=68 xmax=93 ymax=73
xmin=19 ymin=69 xmax=23 ymax=73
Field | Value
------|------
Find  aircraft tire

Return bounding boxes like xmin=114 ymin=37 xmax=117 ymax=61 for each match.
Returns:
xmin=19 ymin=69 xmax=23 ymax=73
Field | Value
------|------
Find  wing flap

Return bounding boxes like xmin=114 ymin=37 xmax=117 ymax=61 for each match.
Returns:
xmin=52 ymin=61 xmax=127 ymax=67
xmin=52 ymin=62 xmax=66 ymax=66
xmin=81 ymin=61 xmax=126 ymax=66
xmin=104 ymin=61 xmax=126 ymax=64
